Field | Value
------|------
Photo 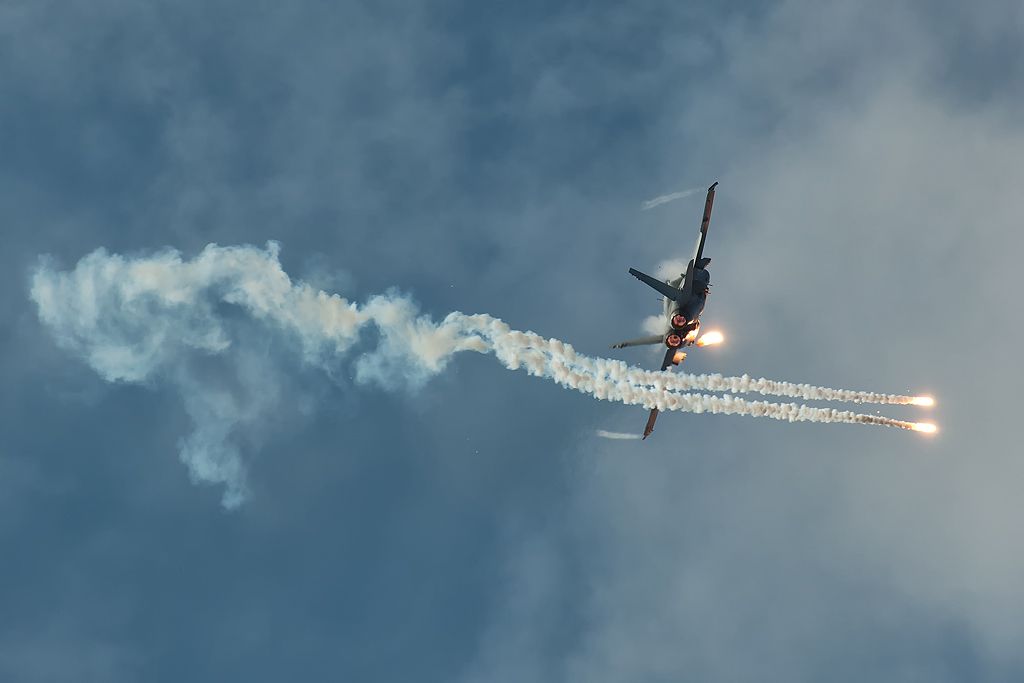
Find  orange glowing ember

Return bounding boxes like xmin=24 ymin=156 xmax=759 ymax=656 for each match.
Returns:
xmin=910 ymin=396 xmax=935 ymax=407
xmin=673 ymin=351 xmax=687 ymax=365
xmin=696 ymin=331 xmax=724 ymax=347
xmin=911 ymin=422 xmax=937 ymax=434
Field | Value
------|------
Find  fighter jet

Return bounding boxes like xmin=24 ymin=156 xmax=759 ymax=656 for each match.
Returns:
xmin=611 ymin=181 xmax=719 ymax=439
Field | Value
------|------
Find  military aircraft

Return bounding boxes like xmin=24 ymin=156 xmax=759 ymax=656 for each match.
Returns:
xmin=611 ymin=181 xmax=720 ymax=439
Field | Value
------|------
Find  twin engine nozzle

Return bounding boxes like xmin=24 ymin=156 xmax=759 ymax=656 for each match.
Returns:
xmin=667 ymin=313 xmax=692 ymax=350
xmin=666 ymin=312 xmax=698 ymax=348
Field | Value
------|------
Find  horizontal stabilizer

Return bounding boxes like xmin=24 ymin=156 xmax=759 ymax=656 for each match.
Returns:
xmin=611 ymin=334 xmax=663 ymax=349
xmin=628 ymin=268 xmax=684 ymax=301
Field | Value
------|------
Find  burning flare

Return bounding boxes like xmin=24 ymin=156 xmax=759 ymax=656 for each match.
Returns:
xmin=911 ymin=422 xmax=938 ymax=434
xmin=910 ymin=396 xmax=935 ymax=407
xmin=696 ymin=330 xmax=724 ymax=347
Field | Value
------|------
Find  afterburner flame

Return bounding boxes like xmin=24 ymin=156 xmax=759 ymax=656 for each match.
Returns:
xmin=696 ymin=331 xmax=724 ymax=347
xmin=911 ymin=396 xmax=935 ymax=407
xmin=911 ymin=422 xmax=937 ymax=434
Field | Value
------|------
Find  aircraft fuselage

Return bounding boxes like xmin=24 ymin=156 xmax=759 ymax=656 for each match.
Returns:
xmin=663 ymin=266 xmax=709 ymax=344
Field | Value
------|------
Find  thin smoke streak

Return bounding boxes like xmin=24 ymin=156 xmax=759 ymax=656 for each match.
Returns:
xmin=640 ymin=187 xmax=700 ymax=210
xmin=596 ymin=430 xmax=642 ymax=440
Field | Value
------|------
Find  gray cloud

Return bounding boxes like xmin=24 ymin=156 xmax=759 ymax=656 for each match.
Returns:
xmin=459 ymin=2 xmax=1024 ymax=682
xmin=29 ymin=242 xmax=420 ymax=506
xmin=6 ymin=0 xmax=1024 ymax=680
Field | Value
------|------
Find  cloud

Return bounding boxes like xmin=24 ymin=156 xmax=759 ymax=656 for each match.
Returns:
xmin=9 ymin=0 xmax=1024 ymax=679
xmin=459 ymin=2 xmax=1024 ymax=681
xmin=28 ymin=242 xmax=416 ymax=506
xmin=29 ymin=243 xmax=368 ymax=506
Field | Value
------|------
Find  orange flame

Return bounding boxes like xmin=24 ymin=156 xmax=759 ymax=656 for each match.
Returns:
xmin=910 ymin=396 xmax=935 ymax=407
xmin=673 ymin=351 xmax=687 ymax=365
xmin=696 ymin=331 xmax=724 ymax=347
xmin=911 ymin=422 xmax=937 ymax=434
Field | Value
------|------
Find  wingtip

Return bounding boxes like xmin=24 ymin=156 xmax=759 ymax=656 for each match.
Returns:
xmin=709 ymin=181 xmax=719 ymax=191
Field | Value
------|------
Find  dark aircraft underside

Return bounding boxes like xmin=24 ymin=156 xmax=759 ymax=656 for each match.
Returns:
xmin=613 ymin=181 xmax=719 ymax=439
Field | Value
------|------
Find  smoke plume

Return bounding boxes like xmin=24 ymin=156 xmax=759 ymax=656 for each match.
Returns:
xmin=30 ymin=243 xmax=931 ymax=506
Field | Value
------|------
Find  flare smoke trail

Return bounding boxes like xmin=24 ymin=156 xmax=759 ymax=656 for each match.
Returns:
xmin=450 ymin=315 xmax=930 ymax=407
xmin=446 ymin=314 xmax=925 ymax=431
xmin=640 ymin=187 xmax=700 ymax=210
xmin=30 ymin=242 xmax=929 ymax=507
xmin=570 ymin=356 xmax=928 ymax=406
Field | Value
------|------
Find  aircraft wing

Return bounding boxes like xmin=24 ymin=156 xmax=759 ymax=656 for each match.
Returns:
xmin=658 ymin=346 xmax=676 ymax=371
xmin=642 ymin=408 xmax=660 ymax=440
xmin=681 ymin=182 xmax=718 ymax=298
xmin=642 ymin=347 xmax=677 ymax=439
xmin=695 ymin=181 xmax=718 ymax=263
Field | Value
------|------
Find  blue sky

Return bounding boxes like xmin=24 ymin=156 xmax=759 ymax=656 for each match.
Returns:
xmin=3 ymin=1 xmax=1023 ymax=680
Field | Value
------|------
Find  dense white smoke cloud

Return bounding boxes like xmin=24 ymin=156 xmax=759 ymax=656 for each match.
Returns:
xmin=30 ymin=243 xmax=930 ymax=507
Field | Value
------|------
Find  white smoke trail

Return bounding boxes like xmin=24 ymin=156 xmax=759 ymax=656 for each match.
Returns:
xmin=439 ymin=314 xmax=924 ymax=431
xmin=441 ymin=314 xmax=929 ymax=408
xmin=640 ymin=187 xmax=700 ymax=211
xmin=559 ymin=354 xmax=928 ymax=406
xmin=596 ymin=430 xmax=642 ymax=440
xmin=30 ymin=242 xmax=928 ymax=506
xmin=623 ymin=366 xmax=929 ymax=406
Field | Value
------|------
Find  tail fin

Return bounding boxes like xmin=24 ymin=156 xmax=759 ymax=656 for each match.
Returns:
xmin=628 ymin=268 xmax=684 ymax=301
